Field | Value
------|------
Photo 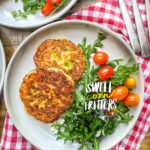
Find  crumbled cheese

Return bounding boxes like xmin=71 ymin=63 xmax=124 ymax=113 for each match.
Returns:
xmin=49 ymin=116 xmax=65 ymax=135
xmin=99 ymin=115 xmax=106 ymax=121
xmin=54 ymin=117 xmax=65 ymax=125
xmin=49 ymin=125 xmax=58 ymax=135
xmin=95 ymin=130 xmax=101 ymax=137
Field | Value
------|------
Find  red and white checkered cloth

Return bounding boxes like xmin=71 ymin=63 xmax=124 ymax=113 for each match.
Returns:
xmin=1 ymin=0 xmax=150 ymax=149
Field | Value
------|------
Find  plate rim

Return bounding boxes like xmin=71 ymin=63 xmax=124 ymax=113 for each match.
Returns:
xmin=0 ymin=40 xmax=6 ymax=94
xmin=4 ymin=20 xmax=144 ymax=149
xmin=0 ymin=0 xmax=77 ymax=29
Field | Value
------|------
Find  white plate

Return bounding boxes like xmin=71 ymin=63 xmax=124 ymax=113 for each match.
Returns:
xmin=0 ymin=0 xmax=77 ymax=29
xmin=4 ymin=20 xmax=144 ymax=150
xmin=0 ymin=40 xmax=6 ymax=94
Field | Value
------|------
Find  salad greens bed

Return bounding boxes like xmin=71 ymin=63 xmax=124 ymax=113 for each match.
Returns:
xmin=11 ymin=0 xmax=69 ymax=19
xmin=52 ymin=33 xmax=139 ymax=150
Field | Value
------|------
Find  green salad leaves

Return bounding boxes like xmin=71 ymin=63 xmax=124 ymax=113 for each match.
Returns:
xmin=52 ymin=33 xmax=139 ymax=150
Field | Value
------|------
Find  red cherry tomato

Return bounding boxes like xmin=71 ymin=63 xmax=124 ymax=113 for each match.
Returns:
xmin=98 ymin=66 xmax=114 ymax=80
xmin=41 ymin=0 xmax=54 ymax=16
xmin=53 ymin=0 xmax=61 ymax=5
xmin=93 ymin=52 xmax=108 ymax=65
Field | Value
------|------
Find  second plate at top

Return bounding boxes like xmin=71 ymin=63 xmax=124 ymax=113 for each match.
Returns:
xmin=0 ymin=0 xmax=77 ymax=29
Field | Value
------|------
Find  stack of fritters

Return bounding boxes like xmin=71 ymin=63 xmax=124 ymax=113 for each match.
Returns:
xmin=19 ymin=39 xmax=85 ymax=123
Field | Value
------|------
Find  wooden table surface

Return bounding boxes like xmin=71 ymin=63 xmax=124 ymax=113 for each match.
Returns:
xmin=0 ymin=0 xmax=149 ymax=149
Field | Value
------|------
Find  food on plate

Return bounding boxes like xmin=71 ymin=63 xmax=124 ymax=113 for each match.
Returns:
xmin=19 ymin=32 xmax=141 ymax=150
xmin=110 ymin=86 xmax=128 ymax=101
xmin=98 ymin=66 xmax=114 ymax=80
xmin=11 ymin=0 xmax=69 ymax=19
xmin=124 ymin=76 xmax=136 ymax=89
xmin=123 ymin=93 xmax=140 ymax=107
xmin=34 ymin=39 xmax=85 ymax=81
xmin=93 ymin=51 xmax=108 ymax=65
xmin=19 ymin=68 xmax=75 ymax=123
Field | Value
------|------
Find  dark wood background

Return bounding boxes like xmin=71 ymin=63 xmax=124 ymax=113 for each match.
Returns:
xmin=0 ymin=0 xmax=149 ymax=149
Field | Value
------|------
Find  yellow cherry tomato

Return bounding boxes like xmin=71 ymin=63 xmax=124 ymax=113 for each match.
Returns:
xmin=124 ymin=76 xmax=136 ymax=89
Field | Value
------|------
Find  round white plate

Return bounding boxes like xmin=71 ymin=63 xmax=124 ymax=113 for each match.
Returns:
xmin=0 ymin=40 xmax=6 ymax=95
xmin=0 ymin=0 xmax=77 ymax=29
xmin=4 ymin=20 xmax=144 ymax=150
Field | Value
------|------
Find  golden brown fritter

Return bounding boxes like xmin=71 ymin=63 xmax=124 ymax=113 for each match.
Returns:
xmin=19 ymin=68 xmax=75 ymax=123
xmin=34 ymin=39 xmax=85 ymax=81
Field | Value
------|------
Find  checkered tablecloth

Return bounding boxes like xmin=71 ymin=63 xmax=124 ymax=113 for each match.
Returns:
xmin=1 ymin=0 xmax=150 ymax=149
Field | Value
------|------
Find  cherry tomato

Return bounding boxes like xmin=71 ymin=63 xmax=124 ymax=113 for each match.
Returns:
xmin=122 ymin=93 xmax=139 ymax=107
xmin=93 ymin=52 xmax=108 ymax=65
xmin=107 ymin=110 xmax=117 ymax=117
xmin=53 ymin=0 xmax=61 ymax=5
xmin=124 ymin=76 xmax=136 ymax=89
xmin=41 ymin=0 xmax=54 ymax=16
xmin=98 ymin=66 xmax=114 ymax=80
xmin=110 ymin=86 xmax=128 ymax=101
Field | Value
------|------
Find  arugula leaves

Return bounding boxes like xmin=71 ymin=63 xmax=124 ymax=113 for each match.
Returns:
xmin=77 ymin=33 xmax=106 ymax=95
xmin=110 ymin=60 xmax=139 ymax=88
xmin=52 ymin=34 xmax=138 ymax=150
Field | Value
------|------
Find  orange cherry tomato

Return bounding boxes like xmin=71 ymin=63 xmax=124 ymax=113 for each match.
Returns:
xmin=53 ymin=0 xmax=61 ymax=5
xmin=124 ymin=76 xmax=136 ymax=89
xmin=107 ymin=110 xmax=117 ymax=117
xmin=110 ymin=86 xmax=128 ymax=101
xmin=41 ymin=0 xmax=54 ymax=16
xmin=93 ymin=52 xmax=108 ymax=65
xmin=122 ymin=93 xmax=140 ymax=107
xmin=98 ymin=66 xmax=114 ymax=80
